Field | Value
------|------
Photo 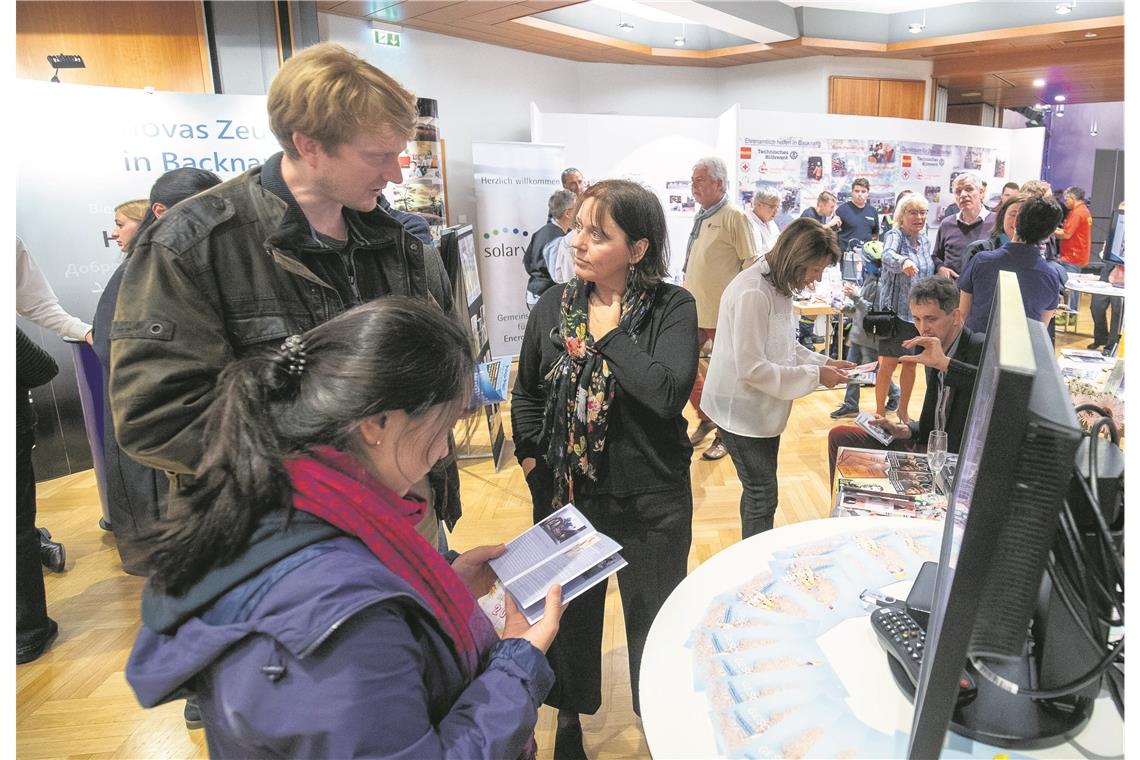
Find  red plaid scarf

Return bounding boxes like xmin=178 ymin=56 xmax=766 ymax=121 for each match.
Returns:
xmin=285 ymin=446 xmax=497 ymax=680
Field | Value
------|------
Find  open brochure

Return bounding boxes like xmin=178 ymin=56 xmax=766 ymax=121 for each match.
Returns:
xmin=847 ymin=361 xmax=878 ymax=386
xmin=470 ymin=356 xmax=512 ymax=407
xmin=488 ymin=504 xmax=627 ymax=624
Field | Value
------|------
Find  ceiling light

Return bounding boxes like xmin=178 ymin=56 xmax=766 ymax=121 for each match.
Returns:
xmin=908 ymin=22 xmax=924 ymax=33
xmin=1055 ymin=3 xmax=1074 ymax=14
xmin=1033 ymin=78 xmax=1046 ymax=87
xmin=674 ymin=36 xmax=686 ymax=46
xmin=1055 ymin=104 xmax=1066 ymax=117
xmin=617 ymin=20 xmax=634 ymax=32
xmin=1054 ymin=94 xmax=1067 ymax=102
xmin=1089 ymin=119 xmax=1099 ymax=136
xmin=962 ymin=91 xmax=981 ymax=97
xmin=1084 ymin=32 xmax=1098 ymax=38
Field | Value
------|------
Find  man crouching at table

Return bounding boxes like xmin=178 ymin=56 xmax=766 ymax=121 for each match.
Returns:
xmin=827 ymin=276 xmax=984 ymax=484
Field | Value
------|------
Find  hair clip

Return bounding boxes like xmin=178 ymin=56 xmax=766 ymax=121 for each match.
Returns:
xmin=278 ymin=334 xmax=307 ymax=377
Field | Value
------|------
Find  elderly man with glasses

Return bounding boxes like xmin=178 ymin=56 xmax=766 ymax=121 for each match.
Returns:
xmin=746 ymin=189 xmax=782 ymax=257
xmin=933 ymin=172 xmax=994 ymax=280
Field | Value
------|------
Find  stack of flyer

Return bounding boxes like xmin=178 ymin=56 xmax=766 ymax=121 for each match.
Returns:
xmin=489 ymin=504 xmax=626 ymax=624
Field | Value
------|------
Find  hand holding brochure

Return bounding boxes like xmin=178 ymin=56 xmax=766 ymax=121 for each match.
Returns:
xmin=854 ymin=411 xmax=894 ymax=445
xmin=847 ymin=361 xmax=879 ymax=385
xmin=488 ymin=504 xmax=627 ymax=624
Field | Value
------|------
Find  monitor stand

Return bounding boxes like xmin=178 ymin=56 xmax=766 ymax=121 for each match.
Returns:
xmin=885 ymin=648 xmax=1095 ymax=749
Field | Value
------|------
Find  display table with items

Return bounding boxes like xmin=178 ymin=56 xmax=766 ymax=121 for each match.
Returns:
xmin=832 ymin=447 xmax=954 ymax=520
xmin=792 ymin=298 xmax=844 ymax=361
xmin=1063 ymin=273 xmax=1127 ymax=300
xmin=639 ymin=516 xmax=1122 ymax=759
xmin=642 ymin=274 xmax=1124 ymax=760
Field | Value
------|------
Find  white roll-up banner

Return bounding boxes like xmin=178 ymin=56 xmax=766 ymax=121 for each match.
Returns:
xmin=471 ymin=141 xmax=565 ymax=358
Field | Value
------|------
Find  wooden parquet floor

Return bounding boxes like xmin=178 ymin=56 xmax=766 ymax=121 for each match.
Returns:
xmin=18 ymin=321 xmax=1095 ymax=759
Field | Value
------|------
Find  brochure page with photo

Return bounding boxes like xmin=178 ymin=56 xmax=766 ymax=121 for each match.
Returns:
xmin=489 ymin=504 xmax=626 ymax=623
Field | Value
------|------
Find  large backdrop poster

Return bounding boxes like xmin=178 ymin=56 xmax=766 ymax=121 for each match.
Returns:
xmin=471 ymin=141 xmax=564 ymax=357
xmin=734 ymin=109 xmax=1041 ymax=233
xmin=16 ymin=80 xmax=282 ymax=479
xmin=737 ymin=137 xmax=1009 ymax=229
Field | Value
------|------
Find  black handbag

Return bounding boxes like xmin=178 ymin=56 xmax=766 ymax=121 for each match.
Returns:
xmin=863 ymin=309 xmax=897 ymax=338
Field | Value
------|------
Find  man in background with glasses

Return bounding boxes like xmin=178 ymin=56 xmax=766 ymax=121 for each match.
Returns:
xmin=933 ymin=172 xmax=994 ymax=279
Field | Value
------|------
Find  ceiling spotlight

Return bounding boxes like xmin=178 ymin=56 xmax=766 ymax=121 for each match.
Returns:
xmin=1084 ymin=32 xmax=1098 ymax=38
xmin=962 ymin=91 xmax=982 ymax=97
xmin=1055 ymin=2 xmax=1073 ymax=14
xmin=1089 ymin=119 xmax=1099 ymax=137
xmin=908 ymin=10 xmax=926 ymax=34
xmin=1054 ymin=94 xmax=1067 ymax=102
xmin=1055 ymin=104 xmax=1066 ymax=117
xmin=674 ymin=36 xmax=686 ymax=46
xmin=617 ymin=20 xmax=634 ymax=32
xmin=1033 ymin=78 xmax=1046 ymax=87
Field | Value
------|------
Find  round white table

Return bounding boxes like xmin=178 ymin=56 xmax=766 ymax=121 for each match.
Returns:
xmin=1065 ymin=276 xmax=1126 ymax=299
xmin=639 ymin=516 xmax=1123 ymax=759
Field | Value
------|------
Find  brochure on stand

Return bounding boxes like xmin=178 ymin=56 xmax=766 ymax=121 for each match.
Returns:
xmin=471 ymin=356 xmax=512 ymax=407
xmin=489 ymin=504 xmax=627 ymax=624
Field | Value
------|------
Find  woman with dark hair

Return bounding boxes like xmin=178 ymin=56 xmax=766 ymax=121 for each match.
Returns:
xmin=126 ymin=298 xmax=562 ymax=758
xmin=701 ymin=218 xmax=851 ymax=539
xmin=93 ymin=168 xmax=222 ymax=572
xmin=512 ymin=179 xmax=698 ymax=758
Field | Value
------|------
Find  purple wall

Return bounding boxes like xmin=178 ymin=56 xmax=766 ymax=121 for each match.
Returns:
xmin=1042 ymin=101 xmax=1124 ymax=196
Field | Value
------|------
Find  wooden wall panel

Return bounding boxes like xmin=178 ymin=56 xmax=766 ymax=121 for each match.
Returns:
xmin=829 ymin=77 xmax=881 ymax=117
xmin=17 ymin=1 xmax=212 ymax=93
xmin=878 ymin=79 xmax=925 ymax=120
xmin=946 ymin=104 xmax=984 ymax=126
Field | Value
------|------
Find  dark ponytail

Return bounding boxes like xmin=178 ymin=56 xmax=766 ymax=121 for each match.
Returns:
xmin=140 ymin=297 xmax=474 ymax=594
xmin=127 ymin=167 xmax=223 ymax=255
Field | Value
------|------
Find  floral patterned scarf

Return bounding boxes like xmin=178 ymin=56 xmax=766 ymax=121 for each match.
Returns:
xmin=542 ymin=278 xmax=654 ymax=507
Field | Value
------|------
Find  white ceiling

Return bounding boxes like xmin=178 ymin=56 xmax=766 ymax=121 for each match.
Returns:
xmin=785 ymin=0 xmax=978 ymax=13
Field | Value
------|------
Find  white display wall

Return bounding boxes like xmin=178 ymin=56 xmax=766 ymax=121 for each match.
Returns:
xmin=533 ymin=105 xmax=1045 ymax=273
xmin=532 ymin=107 xmax=732 ymax=283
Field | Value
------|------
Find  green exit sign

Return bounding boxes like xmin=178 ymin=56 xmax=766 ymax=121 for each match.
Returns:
xmin=373 ymin=30 xmax=401 ymax=47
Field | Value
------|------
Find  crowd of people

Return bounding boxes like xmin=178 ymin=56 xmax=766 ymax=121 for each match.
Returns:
xmin=17 ymin=40 xmax=1122 ymax=760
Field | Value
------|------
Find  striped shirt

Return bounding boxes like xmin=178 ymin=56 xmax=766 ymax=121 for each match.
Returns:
xmin=877 ymin=227 xmax=935 ymax=323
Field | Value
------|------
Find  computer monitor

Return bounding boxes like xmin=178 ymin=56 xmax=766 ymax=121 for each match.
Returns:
xmin=1104 ymin=208 xmax=1124 ymax=265
xmin=907 ymin=271 xmax=1087 ymax=756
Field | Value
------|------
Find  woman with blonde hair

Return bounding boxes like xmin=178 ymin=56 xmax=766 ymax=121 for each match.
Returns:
xmin=875 ymin=193 xmax=935 ymax=423
xmin=110 ymin=199 xmax=147 ymax=252
xmin=701 ymin=217 xmax=853 ymax=538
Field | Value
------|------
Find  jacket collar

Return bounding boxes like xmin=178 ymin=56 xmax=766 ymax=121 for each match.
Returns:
xmin=260 ymin=152 xmax=411 ymax=251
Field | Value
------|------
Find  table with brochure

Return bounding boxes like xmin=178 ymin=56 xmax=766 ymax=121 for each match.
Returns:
xmin=639 ymin=516 xmax=1123 ymax=759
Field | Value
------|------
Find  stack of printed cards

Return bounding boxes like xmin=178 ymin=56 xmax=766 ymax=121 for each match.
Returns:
xmin=688 ymin=528 xmax=943 ymax=758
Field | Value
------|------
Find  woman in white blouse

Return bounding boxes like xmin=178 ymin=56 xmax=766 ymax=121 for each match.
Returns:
xmin=700 ymin=218 xmax=853 ymax=538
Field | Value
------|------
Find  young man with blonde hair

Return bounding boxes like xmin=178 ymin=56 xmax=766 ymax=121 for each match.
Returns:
xmin=110 ymin=44 xmax=459 ymax=572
